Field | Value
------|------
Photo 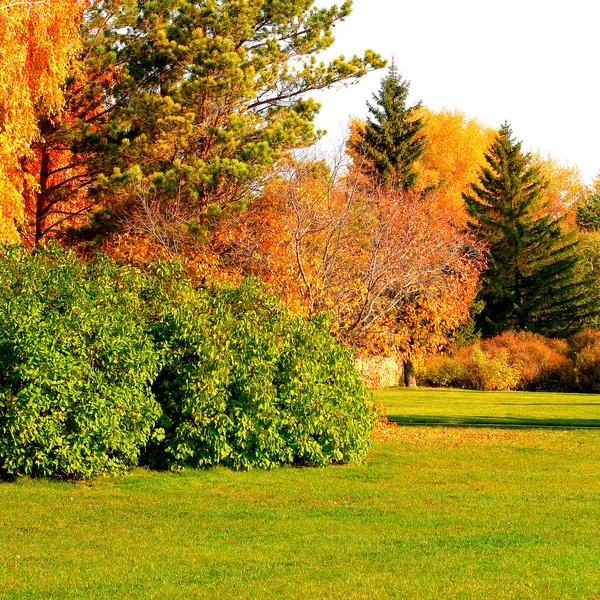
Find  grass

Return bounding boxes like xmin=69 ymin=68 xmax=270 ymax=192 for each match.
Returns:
xmin=375 ymin=387 xmax=600 ymax=428
xmin=1 ymin=413 xmax=600 ymax=598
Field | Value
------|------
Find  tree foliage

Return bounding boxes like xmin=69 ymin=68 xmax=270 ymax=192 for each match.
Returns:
xmin=464 ymin=123 xmax=596 ymax=337
xmin=20 ymin=0 xmax=383 ymax=246
xmin=0 ymin=0 xmax=84 ymax=243
xmin=348 ymin=63 xmax=424 ymax=191
xmin=414 ymin=109 xmax=497 ymax=224
xmin=218 ymin=155 xmax=483 ymax=359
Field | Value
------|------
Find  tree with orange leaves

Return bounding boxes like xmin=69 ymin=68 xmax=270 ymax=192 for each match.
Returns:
xmin=217 ymin=155 xmax=483 ymax=380
xmin=0 ymin=0 xmax=85 ymax=243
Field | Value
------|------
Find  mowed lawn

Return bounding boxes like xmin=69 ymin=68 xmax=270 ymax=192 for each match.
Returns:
xmin=1 ymin=390 xmax=600 ymax=599
xmin=376 ymin=387 xmax=600 ymax=428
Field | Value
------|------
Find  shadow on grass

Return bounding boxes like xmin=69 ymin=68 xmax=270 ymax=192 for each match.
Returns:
xmin=387 ymin=415 xmax=600 ymax=429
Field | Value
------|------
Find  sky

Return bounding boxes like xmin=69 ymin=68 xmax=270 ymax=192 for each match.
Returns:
xmin=311 ymin=0 xmax=599 ymax=183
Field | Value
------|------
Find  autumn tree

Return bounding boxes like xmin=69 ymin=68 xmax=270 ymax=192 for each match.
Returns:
xmin=348 ymin=63 xmax=425 ymax=191
xmin=413 ymin=109 xmax=497 ymax=225
xmin=464 ymin=123 xmax=596 ymax=337
xmin=218 ymin=155 xmax=483 ymax=378
xmin=0 ymin=0 xmax=84 ymax=243
xmin=10 ymin=0 xmax=383 ymax=248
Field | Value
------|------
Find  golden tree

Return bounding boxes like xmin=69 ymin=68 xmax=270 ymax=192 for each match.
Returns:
xmin=0 ymin=0 xmax=84 ymax=242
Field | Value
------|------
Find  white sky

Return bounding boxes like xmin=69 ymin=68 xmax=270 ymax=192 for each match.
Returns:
xmin=312 ymin=0 xmax=599 ymax=183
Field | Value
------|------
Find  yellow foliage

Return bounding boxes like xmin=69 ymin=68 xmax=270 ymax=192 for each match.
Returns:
xmin=414 ymin=108 xmax=497 ymax=225
xmin=532 ymin=153 xmax=586 ymax=224
xmin=0 ymin=0 xmax=84 ymax=242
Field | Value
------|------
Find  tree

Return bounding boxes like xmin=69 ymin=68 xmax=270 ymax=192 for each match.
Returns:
xmin=576 ymin=176 xmax=600 ymax=232
xmin=577 ymin=193 xmax=600 ymax=232
xmin=348 ymin=63 xmax=425 ymax=191
xmin=0 ymin=0 xmax=84 ymax=243
xmin=218 ymin=155 xmax=483 ymax=380
xmin=17 ymin=0 xmax=128 ymax=247
xmin=464 ymin=123 xmax=596 ymax=337
xmin=10 ymin=0 xmax=383 ymax=246
xmin=413 ymin=109 xmax=497 ymax=225
xmin=31 ymin=0 xmax=382 ymax=249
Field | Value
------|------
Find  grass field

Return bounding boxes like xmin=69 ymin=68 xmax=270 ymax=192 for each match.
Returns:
xmin=1 ymin=389 xmax=599 ymax=599
xmin=376 ymin=387 xmax=600 ymax=428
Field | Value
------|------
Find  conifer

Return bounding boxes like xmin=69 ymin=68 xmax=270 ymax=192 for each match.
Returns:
xmin=350 ymin=63 xmax=425 ymax=191
xmin=464 ymin=123 xmax=596 ymax=337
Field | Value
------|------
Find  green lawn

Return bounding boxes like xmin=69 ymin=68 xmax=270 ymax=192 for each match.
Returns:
xmin=1 ymin=419 xmax=600 ymax=599
xmin=376 ymin=387 xmax=600 ymax=428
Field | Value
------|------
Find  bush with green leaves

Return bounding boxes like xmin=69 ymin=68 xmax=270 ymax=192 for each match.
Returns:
xmin=146 ymin=281 xmax=376 ymax=470
xmin=0 ymin=246 xmax=161 ymax=479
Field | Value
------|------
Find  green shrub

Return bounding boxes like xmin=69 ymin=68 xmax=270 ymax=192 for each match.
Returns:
xmin=146 ymin=280 xmax=376 ymax=470
xmin=0 ymin=247 xmax=376 ymax=478
xmin=417 ymin=355 xmax=467 ymax=389
xmin=0 ymin=246 xmax=161 ymax=479
xmin=470 ymin=348 xmax=522 ymax=391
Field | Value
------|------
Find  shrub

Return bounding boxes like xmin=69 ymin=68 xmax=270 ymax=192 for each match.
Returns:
xmin=569 ymin=328 xmax=600 ymax=355
xmin=418 ymin=354 xmax=468 ymax=389
xmin=481 ymin=331 xmax=575 ymax=391
xmin=146 ymin=280 xmax=376 ymax=470
xmin=419 ymin=346 xmax=521 ymax=391
xmin=574 ymin=343 xmax=600 ymax=392
xmin=0 ymin=246 xmax=161 ymax=479
xmin=420 ymin=331 xmax=578 ymax=392
xmin=0 ymin=247 xmax=376 ymax=478
xmin=469 ymin=348 xmax=522 ymax=391
xmin=569 ymin=329 xmax=600 ymax=392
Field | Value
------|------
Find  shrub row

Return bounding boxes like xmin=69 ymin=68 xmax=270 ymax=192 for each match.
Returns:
xmin=419 ymin=330 xmax=600 ymax=392
xmin=0 ymin=246 xmax=376 ymax=479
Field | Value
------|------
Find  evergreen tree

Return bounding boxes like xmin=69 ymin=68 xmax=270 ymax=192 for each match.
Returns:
xmin=22 ymin=0 xmax=385 ymax=244
xmin=350 ymin=63 xmax=425 ymax=191
xmin=464 ymin=123 xmax=596 ymax=337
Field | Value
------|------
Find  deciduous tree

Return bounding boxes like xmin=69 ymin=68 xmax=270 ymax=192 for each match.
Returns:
xmin=218 ymin=155 xmax=483 ymax=373
xmin=0 ymin=0 xmax=84 ymax=243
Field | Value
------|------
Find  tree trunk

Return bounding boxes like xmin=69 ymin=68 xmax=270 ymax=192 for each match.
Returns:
xmin=403 ymin=358 xmax=417 ymax=388
xmin=35 ymin=145 xmax=51 ymax=245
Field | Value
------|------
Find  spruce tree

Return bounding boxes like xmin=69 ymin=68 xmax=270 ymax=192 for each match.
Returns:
xmin=350 ymin=63 xmax=425 ymax=191
xmin=464 ymin=123 xmax=596 ymax=337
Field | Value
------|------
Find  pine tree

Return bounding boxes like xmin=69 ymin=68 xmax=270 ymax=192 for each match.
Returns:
xmin=350 ymin=63 xmax=425 ymax=191
xmin=464 ymin=123 xmax=596 ymax=337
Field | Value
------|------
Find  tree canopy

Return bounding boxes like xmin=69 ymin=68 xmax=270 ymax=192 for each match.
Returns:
xmin=0 ymin=0 xmax=84 ymax=243
xmin=349 ymin=63 xmax=425 ymax=191
xmin=464 ymin=124 xmax=597 ymax=337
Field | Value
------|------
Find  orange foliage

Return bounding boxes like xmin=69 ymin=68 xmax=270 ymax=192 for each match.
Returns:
xmin=532 ymin=154 xmax=586 ymax=226
xmin=481 ymin=331 xmax=574 ymax=391
xmin=0 ymin=0 xmax=85 ymax=242
xmin=216 ymin=156 xmax=483 ymax=357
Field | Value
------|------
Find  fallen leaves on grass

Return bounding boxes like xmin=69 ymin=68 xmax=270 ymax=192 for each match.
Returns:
xmin=371 ymin=418 xmax=588 ymax=449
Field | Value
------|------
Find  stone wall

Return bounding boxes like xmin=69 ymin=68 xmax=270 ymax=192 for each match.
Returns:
xmin=354 ymin=355 xmax=403 ymax=389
